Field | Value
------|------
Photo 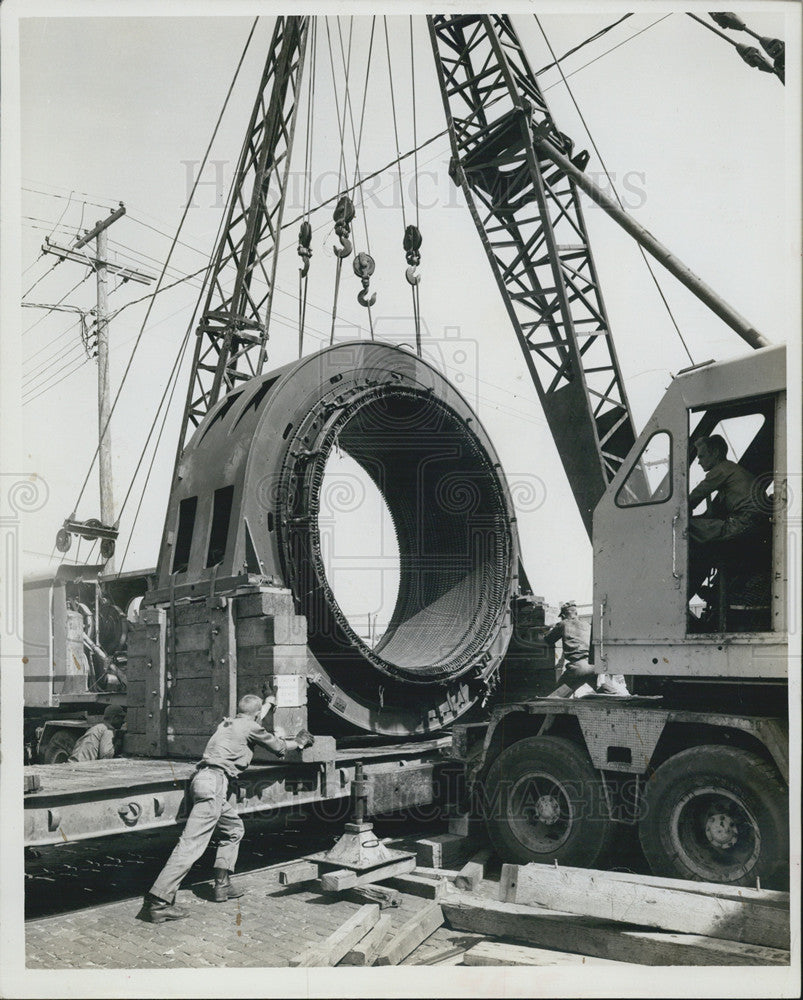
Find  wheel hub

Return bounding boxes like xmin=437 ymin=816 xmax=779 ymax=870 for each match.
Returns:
xmin=705 ymin=811 xmax=738 ymax=850
xmin=533 ymin=794 xmax=561 ymax=825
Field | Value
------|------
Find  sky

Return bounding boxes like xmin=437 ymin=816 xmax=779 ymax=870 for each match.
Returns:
xmin=6 ymin=2 xmax=800 ymax=631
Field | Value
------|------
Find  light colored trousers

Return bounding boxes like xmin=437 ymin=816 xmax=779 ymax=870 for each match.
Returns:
xmin=150 ymin=766 xmax=244 ymax=903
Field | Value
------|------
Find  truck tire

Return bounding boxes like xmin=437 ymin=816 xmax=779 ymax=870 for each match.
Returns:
xmin=639 ymin=745 xmax=788 ymax=886
xmin=481 ymin=735 xmax=614 ymax=867
xmin=39 ymin=730 xmax=78 ymax=764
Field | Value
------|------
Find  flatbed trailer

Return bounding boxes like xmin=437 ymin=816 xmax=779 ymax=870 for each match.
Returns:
xmin=23 ymin=736 xmax=454 ymax=848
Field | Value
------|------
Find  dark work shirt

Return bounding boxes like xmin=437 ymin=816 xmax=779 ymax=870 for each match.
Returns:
xmin=689 ymin=459 xmax=761 ymax=518
xmin=201 ymin=714 xmax=286 ymax=778
xmin=544 ymin=617 xmax=590 ymax=664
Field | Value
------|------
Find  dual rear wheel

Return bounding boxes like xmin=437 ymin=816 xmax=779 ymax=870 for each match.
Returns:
xmin=482 ymin=736 xmax=787 ymax=885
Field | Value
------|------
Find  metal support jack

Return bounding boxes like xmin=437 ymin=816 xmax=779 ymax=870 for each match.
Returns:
xmin=305 ymin=763 xmax=414 ymax=874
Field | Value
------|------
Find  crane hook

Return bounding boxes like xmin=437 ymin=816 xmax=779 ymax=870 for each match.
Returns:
xmin=403 ymin=224 xmax=422 ymax=286
xmin=333 ymin=195 xmax=355 ymax=259
xmin=353 ymin=252 xmax=377 ymax=308
xmin=297 ymin=220 xmax=312 ymax=278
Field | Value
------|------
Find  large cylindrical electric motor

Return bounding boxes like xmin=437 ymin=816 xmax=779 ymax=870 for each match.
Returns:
xmin=155 ymin=342 xmax=519 ymax=735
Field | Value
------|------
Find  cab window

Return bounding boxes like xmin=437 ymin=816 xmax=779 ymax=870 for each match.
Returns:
xmin=615 ymin=431 xmax=672 ymax=507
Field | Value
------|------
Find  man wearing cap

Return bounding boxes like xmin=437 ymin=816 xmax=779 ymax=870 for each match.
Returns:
xmin=544 ymin=602 xmax=629 ymax=698
xmin=138 ymin=692 xmax=314 ymax=923
xmin=544 ymin=601 xmax=597 ymax=698
xmin=67 ymin=704 xmax=126 ymax=762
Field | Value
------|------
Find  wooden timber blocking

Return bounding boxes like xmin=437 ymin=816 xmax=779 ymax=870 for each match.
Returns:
xmin=375 ymin=901 xmax=445 ymax=966
xmin=463 ymin=940 xmax=629 ymax=967
xmin=454 ymin=848 xmax=492 ymax=892
xmin=290 ymin=904 xmax=380 ymax=967
xmin=340 ymin=913 xmax=394 ymax=966
xmin=500 ymin=863 xmax=790 ymax=951
xmin=442 ymin=897 xmax=791 ymax=966
xmin=125 ymin=585 xmax=310 ymax=758
xmin=382 ymin=872 xmax=455 ymax=900
xmin=414 ymin=832 xmax=477 ymax=869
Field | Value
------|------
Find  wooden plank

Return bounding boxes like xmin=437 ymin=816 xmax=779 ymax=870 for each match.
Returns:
xmin=209 ymin=602 xmax=237 ymax=719
xmin=172 ymin=650 xmax=213 ymax=681
xmin=500 ymin=863 xmax=790 ymax=951
xmin=573 ymin=867 xmax=790 ymax=908
xmin=375 ymin=901 xmax=444 ymax=966
xmin=383 ymin=873 xmax=455 ymax=900
xmin=278 ymin=861 xmax=319 ymax=885
xmin=415 ymin=832 xmax=476 ymax=869
xmin=318 ymin=857 xmax=416 ymax=892
xmin=343 ymin=885 xmax=402 ymax=909
xmin=166 ymin=707 xmax=216 ymax=731
xmin=339 ymin=913 xmax=393 ymax=966
xmin=289 ymin=904 xmax=380 ymax=967
xmin=443 ymin=897 xmax=790 ymax=966
xmin=165 ymin=733 xmax=208 ymax=759
xmin=235 ymin=613 xmax=307 ymax=648
xmin=235 ymin=644 xmax=310 ymax=676
xmin=172 ymin=624 xmax=212 ymax=653
xmin=455 ymin=849 xmax=492 ymax=892
xmin=463 ymin=940 xmax=629 ymax=967
xmin=448 ymin=813 xmax=485 ymax=839
xmin=235 ymin=589 xmax=296 ymax=619
xmin=140 ymin=608 xmax=167 ymax=757
xmin=168 ymin=677 xmax=215 ymax=708
xmin=173 ymin=600 xmax=213 ymax=626
xmin=412 ymin=866 xmax=461 ymax=880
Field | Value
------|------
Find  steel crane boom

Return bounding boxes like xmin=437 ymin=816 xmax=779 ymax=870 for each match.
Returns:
xmin=428 ymin=13 xmax=639 ymax=536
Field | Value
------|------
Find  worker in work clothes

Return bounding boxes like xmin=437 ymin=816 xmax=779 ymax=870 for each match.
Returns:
xmin=67 ymin=705 xmax=126 ymax=762
xmin=138 ymin=693 xmax=314 ymax=923
xmin=688 ymin=434 xmax=767 ymax=594
xmin=544 ymin=602 xmax=628 ymax=698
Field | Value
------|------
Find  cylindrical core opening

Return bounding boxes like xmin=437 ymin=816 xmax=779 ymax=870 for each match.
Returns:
xmin=302 ymin=388 xmax=512 ymax=685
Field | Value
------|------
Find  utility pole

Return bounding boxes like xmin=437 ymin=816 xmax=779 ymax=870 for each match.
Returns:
xmin=93 ymin=222 xmax=114 ymax=567
xmin=49 ymin=202 xmax=154 ymax=565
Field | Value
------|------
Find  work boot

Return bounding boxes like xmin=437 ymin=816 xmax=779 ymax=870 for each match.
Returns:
xmin=137 ymin=893 xmax=188 ymax=923
xmin=213 ymin=868 xmax=244 ymax=902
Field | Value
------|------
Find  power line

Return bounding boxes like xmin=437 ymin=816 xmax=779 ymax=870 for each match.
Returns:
xmin=23 ymin=338 xmax=88 ymax=391
xmin=534 ymin=14 xmax=695 ymax=365
xmin=541 ymin=14 xmax=674 ymax=95
xmin=115 ymin=325 xmax=195 ymax=576
xmin=69 ymin=16 xmax=262 ymax=518
xmin=23 ymin=314 xmax=89 ymax=366
xmin=22 ymin=183 xmax=118 ymax=212
xmin=23 ymin=354 xmax=92 ymax=406
xmin=22 ymin=273 xmax=93 ymax=337
xmin=534 ymin=14 xmax=633 ymax=76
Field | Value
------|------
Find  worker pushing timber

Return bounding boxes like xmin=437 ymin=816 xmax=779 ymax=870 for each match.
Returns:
xmin=544 ymin=602 xmax=628 ymax=698
xmin=138 ymin=693 xmax=314 ymax=923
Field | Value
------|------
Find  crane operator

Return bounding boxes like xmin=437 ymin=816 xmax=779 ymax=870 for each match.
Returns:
xmin=688 ymin=434 xmax=767 ymax=598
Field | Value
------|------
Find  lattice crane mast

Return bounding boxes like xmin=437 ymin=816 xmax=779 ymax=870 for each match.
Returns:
xmin=170 ymin=13 xmax=767 ymax=539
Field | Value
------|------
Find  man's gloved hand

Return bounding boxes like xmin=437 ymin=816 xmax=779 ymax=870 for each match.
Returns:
xmin=294 ymin=729 xmax=315 ymax=750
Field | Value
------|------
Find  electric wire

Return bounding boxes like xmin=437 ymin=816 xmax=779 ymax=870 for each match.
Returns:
xmin=533 ymin=14 xmax=695 ymax=365
xmin=68 ymin=16 xmax=261 ymax=523
xmin=534 ymin=14 xmax=633 ymax=76
xmin=23 ymin=355 xmax=93 ymax=406
xmin=22 ymin=273 xmax=93 ymax=337
xmin=23 ymin=338 xmax=88 ymax=393
xmin=541 ymin=15 xmax=674 ymax=95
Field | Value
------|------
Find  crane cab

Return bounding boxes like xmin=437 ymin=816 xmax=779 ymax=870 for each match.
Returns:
xmin=592 ymin=344 xmax=787 ymax=683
